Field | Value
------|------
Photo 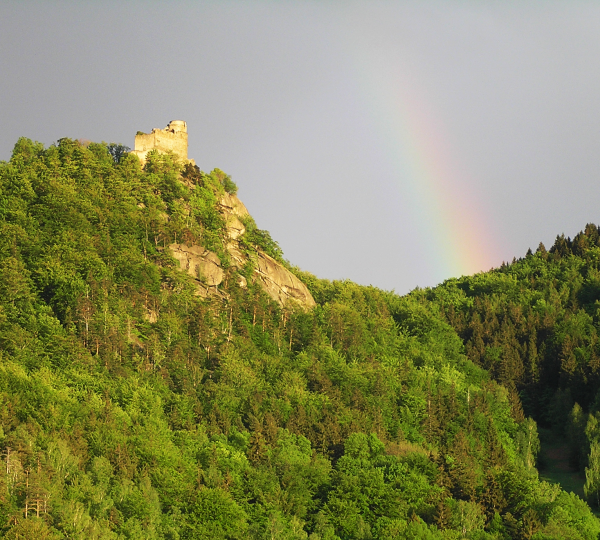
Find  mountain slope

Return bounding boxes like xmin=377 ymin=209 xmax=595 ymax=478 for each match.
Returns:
xmin=416 ymin=227 xmax=600 ymax=500
xmin=0 ymin=137 xmax=598 ymax=539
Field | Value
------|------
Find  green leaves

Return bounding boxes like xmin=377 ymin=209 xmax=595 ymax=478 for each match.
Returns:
xmin=184 ymin=488 xmax=248 ymax=539
xmin=1 ymin=136 xmax=600 ymax=539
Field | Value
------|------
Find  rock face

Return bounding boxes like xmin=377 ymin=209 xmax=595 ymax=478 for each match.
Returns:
xmin=219 ymin=193 xmax=249 ymax=218
xmin=169 ymin=244 xmax=224 ymax=287
xmin=219 ymin=193 xmax=249 ymax=240
xmin=255 ymin=252 xmax=315 ymax=307
xmin=168 ymin=194 xmax=316 ymax=309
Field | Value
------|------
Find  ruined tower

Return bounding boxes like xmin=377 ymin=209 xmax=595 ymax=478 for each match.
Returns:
xmin=132 ymin=120 xmax=189 ymax=163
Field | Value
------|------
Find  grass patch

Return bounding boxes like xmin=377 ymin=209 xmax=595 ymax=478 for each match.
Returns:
xmin=537 ymin=427 xmax=585 ymax=498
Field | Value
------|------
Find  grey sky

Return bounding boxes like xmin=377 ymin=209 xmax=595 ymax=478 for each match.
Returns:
xmin=2 ymin=1 xmax=600 ymax=294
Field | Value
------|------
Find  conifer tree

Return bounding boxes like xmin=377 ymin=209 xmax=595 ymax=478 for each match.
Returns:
xmin=584 ymin=440 xmax=600 ymax=508
xmin=481 ymin=471 xmax=506 ymax=523
xmin=433 ymin=500 xmax=451 ymax=530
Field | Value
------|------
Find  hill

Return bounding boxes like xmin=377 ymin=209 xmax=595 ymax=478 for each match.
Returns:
xmin=0 ymin=137 xmax=599 ymax=539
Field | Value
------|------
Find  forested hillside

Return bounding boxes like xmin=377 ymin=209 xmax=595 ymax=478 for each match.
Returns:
xmin=419 ymin=226 xmax=600 ymax=505
xmin=0 ymin=137 xmax=599 ymax=539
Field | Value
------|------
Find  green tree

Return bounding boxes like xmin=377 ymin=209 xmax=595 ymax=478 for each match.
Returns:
xmin=584 ymin=440 xmax=600 ymax=508
xmin=105 ymin=143 xmax=131 ymax=164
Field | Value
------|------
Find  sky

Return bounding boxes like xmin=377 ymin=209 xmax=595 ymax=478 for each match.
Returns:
xmin=2 ymin=1 xmax=600 ymax=294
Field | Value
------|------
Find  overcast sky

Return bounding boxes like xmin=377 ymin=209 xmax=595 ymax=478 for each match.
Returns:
xmin=2 ymin=1 xmax=600 ymax=294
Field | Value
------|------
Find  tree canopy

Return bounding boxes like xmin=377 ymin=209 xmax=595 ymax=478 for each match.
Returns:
xmin=0 ymin=137 xmax=599 ymax=539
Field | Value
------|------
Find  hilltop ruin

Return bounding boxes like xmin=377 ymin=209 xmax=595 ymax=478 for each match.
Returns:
xmin=131 ymin=120 xmax=189 ymax=164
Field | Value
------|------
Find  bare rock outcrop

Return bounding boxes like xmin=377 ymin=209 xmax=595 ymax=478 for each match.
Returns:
xmin=168 ymin=193 xmax=315 ymax=308
xmin=224 ymin=215 xmax=246 ymax=240
xmin=169 ymin=241 xmax=314 ymax=308
xmin=169 ymin=243 xmax=224 ymax=287
xmin=255 ymin=252 xmax=316 ymax=308
xmin=219 ymin=193 xmax=249 ymax=218
xmin=219 ymin=194 xmax=249 ymax=240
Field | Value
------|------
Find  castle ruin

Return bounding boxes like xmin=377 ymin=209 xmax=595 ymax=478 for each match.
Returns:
xmin=131 ymin=120 xmax=189 ymax=164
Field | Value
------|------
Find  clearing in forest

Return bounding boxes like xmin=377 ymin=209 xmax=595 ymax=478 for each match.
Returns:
xmin=538 ymin=428 xmax=585 ymax=499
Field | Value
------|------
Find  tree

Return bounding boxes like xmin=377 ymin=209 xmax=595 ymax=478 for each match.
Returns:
xmin=106 ymin=143 xmax=131 ymax=164
xmin=584 ymin=440 xmax=600 ymax=508
xmin=184 ymin=487 xmax=249 ymax=539
xmin=4 ymin=519 xmax=60 ymax=540
xmin=516 ymin=418 xmax=540 ymax=471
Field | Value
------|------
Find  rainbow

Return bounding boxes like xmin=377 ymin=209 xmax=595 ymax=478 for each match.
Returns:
xmin=350 ymin=44 xmax=501 ymax=286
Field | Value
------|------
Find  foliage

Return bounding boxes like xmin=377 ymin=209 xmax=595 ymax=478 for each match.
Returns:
xmin=239 ymin=214 xmax=285 ymax=264
xmin=0 ymin=137 xmax=598 ymax=538
xmin=105 ymin=143 xmax=131 ymax=164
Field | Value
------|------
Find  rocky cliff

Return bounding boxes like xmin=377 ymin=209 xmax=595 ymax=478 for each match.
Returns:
xmin=169 ymin=193 xmax=315 ymax=309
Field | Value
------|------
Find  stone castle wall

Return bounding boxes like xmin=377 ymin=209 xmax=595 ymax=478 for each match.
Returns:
xmin=132 ymin=120 xmax=188 ymax=163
